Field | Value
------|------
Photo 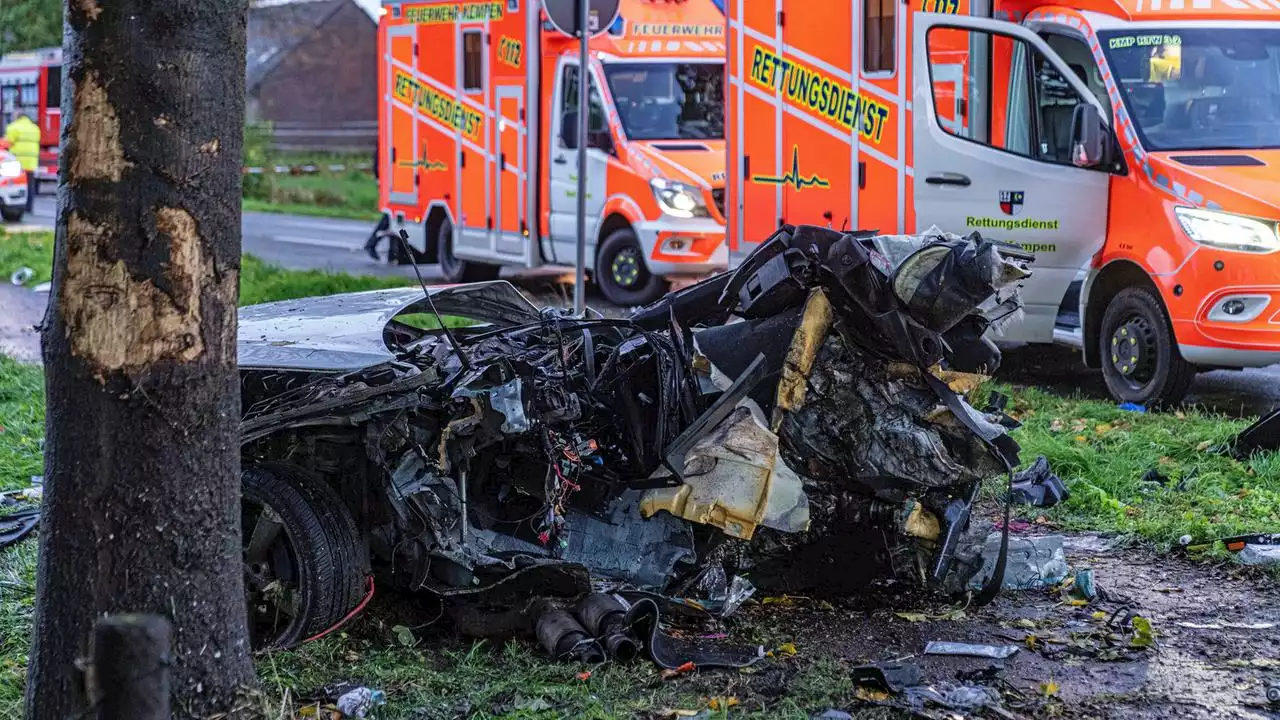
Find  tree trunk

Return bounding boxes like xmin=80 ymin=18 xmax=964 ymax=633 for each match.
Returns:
xmin=27 ymin=0 xmax=253 ymax=716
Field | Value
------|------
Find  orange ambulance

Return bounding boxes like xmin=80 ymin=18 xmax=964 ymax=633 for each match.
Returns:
xmin=378 ymin=0 xmax=730 ymax=305
xmin=726 ymin=0 xmax=1280 ymax=406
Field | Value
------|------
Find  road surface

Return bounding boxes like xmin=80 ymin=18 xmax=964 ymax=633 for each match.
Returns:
xmin=9 ymin=195 xmax=1280 ymax=416
xmin=19 ymin=195 xmax=577 ymax=281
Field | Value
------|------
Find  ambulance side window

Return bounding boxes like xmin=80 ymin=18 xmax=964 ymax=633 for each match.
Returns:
xmin=864 ymin=0 xmax=896 ymax=75
xmin=559 ymin=66 xmax=609 ymax=141
xmin=929 ymin=27 xmax=1108 ymax=170
xmin=927 ymin=27 xmax=1032 ymax=155
xmin=46 ymin=68 xmax=62 ymax=109
xmin=1030 ymin=48 xmax=1089 ymax=164
xmin=463 ymin=30 xmax=484 ymax=93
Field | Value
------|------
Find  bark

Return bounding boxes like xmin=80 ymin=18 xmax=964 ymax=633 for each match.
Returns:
xmin=26 ymin=0 xmax=253 ymax=717
xmin=90 ymin=615 xmax=172 ymax=719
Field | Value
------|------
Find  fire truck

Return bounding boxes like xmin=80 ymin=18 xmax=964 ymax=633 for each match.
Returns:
xmin=377 ymin=0 xmax=729 ymax=305
xmin=0 ymin=47 xmax=63 ymax=188
xmin=726 ymin=0 xmax=1280 ymax=406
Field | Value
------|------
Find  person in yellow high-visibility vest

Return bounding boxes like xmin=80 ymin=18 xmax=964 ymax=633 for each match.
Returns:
xmin=4 ymin=112 xmax=41 ymax=212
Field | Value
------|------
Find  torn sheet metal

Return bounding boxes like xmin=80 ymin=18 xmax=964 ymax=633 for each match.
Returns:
xmin=473 ymin=491 xmax=696 ymax=591
xmin=641 ymin=405 xmax=810 ymax=540
xmin=1230 ymin=407 xmax=1280 ymax=458
xmin=771 ymin=289 xmax=834 ymax=430
xmin=0 ymin=508 xmax=39 ymax=549
xmin=235 ymin=223 xmax=1030 ymax=651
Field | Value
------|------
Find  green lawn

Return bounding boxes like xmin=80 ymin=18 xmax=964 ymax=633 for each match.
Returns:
xmin=242 ymin=162 xmax=380 ymax=222
xmin=2 ymin=229 xmax=1277 ymax=717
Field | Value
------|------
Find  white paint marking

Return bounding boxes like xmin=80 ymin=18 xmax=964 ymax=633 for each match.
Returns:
xmin=270 ymin=235 xmax=359 ymax=250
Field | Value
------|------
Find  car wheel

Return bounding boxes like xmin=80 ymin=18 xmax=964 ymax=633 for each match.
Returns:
xmin=596 ymin=228 xmax=668 ymax=307
xmin=437 ymin=218 xmax=499 ymax=283
xmin=1 ymin=207 xmax=23 ymax=223
xmin=1098 ymin=286 xmax=1196 ymax=408
xmin=242 ymin=464 xmax=365 ymax=649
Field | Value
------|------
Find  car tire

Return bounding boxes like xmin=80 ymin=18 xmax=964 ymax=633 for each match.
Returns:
xmin=242 ymin=464 xmax=366 ymax=649
xmin=1098 ymin=285 xmax=1196 ymax=408
xmin=438 ymin=218 xmax=499 ymax=283
xmin=1 ymin=207 xmax=22 ymax=223
xmin=596 ymin=228 xmax=668 ymax=307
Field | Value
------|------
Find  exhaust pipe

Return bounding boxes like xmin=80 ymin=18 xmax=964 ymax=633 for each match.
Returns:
xmin=575 ymin=593 xmax=639 ymax=663
xmin=534 ymin=600 xmax=604 ymax=663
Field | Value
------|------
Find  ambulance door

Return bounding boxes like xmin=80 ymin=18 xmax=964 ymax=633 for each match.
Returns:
xmin=495 ymin=87 xmax=526 ymax=257
xmin=386 ymin=24 xmax=419 ymax=210
xmin=779 ymin=0 xmax=855 ymax=233
xmin=548 ymin=60 xmax=609 ymax=262
xmin=912 ymin=15 xmax=1113 ymax=344
xmin=456 ymin=26 xmax=490 ymax=258
xmin=728 ymin=0 xmax=783 ymax=262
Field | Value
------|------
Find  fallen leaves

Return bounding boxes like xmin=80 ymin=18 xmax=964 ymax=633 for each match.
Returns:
xmin=1130 ymin=616 xmax=1155 ymax=648
xmin=392 ymin=624 xmax=415 ymax=647
xmin=661 ymin=661 xmax=697 ymax=680
xmin=708 ymin=696 xmax=739 ymax=711
xmin=894 ymin=608 xmax=968 ymax=623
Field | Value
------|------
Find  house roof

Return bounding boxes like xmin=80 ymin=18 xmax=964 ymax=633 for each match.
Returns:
xmin=246 ymin=0 xmax=375 ymax=91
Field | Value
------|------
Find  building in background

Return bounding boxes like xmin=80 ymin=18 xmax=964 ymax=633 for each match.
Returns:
xmin=247 ymin=0 xmax=379 ymax=153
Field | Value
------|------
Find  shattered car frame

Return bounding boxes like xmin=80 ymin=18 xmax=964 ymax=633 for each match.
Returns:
xmin=237 ymin=224 xmax=1031 ymax=652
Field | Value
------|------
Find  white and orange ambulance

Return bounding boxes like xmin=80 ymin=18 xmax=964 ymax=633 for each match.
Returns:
xmin=726 ymin=0 xmax=1280 ymax=406
xmin=378 ymin=0 xmax=730 ymax=305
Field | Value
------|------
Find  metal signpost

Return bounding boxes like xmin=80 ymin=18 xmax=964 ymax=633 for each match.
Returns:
xmin=542 ymin=0 xmax=621 ymax=315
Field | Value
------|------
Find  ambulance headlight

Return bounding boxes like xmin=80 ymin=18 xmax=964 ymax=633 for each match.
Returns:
xmin=0 ymin=159 xmax=21 ymax=179
xmin=1175 ymin=207 xmax=1280 ymax=254
xmin=651 ymin=178 xmax=708 ymax=219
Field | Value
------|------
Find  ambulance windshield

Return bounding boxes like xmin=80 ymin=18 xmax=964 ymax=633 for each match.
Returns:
xmin=1099 ymin=28 xmax=1280 ymax=151
xmin=604 ymin=61 xmax=724 ymax=140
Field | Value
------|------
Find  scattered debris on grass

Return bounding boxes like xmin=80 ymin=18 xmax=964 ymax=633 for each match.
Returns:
xmin=1009 ymin=456 xmax=1069 ymax=508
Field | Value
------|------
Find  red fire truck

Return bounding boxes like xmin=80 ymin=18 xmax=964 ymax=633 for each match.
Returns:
xmin=0 ymin=47 xmax=63 ymax=187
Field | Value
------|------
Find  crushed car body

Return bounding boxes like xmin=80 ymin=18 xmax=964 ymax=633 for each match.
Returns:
xmin=236 ymin=224 xmax=1032 ymax=654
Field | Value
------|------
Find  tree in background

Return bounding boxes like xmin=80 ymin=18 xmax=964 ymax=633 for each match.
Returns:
xmin=0 ymin=0 xmax=61 ymax=56
xmin=25 ymin=0 xmax=255 ymax=716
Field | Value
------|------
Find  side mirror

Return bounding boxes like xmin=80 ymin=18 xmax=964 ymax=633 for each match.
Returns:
xmin=587 ymin=129 xmax=613 ymax=153
xmin=1069 ymin=104 xmax=1108 ymax=168
xmin=561 ymin=110 xmax=580 ymax=149
xmin=561 ymin=110 xmax=613 ymax=153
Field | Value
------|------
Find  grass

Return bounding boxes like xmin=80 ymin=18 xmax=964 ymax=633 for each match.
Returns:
xmin=243 ymin=198 xmax=380 ymax=222
xmin=0 ymin=230 xmax=54 ymax=287
xmin=239 ymin=254 xmax=416 ymax=306
xmin=0 ymin=542 xmax=36 ymax=713
xmin=242 ymin=163 xmax=380 ymax=222
xmin=0 ymin=359 xmax=43 ymax=492
xmin=1004 ymin=385 xmax=1277 ymax=549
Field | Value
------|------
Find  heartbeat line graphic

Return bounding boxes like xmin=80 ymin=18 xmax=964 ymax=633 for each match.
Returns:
xmin=752 ymin=147 xmax=830 ymax=190
xmin=399 ymin=158 xmax=448 ymax=171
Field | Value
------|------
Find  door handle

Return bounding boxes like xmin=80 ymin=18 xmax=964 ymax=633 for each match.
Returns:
xmin=925 ymin=172 xmax=971 ymax=187
xmin=553 ymin=155 xmax=568 ymax=165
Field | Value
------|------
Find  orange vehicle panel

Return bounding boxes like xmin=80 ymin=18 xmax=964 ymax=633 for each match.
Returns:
xmin=728 ymin=0 xmax=984 ymax=256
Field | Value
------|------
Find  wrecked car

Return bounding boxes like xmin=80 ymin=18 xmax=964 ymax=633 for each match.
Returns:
xmin=237 ymin=224 xmax=1032 ymax=654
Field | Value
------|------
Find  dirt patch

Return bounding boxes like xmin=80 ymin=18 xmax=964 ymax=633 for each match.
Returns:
xmin=720 ymin=533 xmax=1280 ymax=719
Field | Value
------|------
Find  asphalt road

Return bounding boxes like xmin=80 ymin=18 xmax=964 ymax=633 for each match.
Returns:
xmin=21 ymin=195 xmax=443 ymax=279
xmin=11 ymin=195 xmax=1280 ymax=416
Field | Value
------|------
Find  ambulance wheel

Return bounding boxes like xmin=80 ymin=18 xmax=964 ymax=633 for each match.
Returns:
xmin=596 ymin=229 xmax=668 ymax=306
xmin=0 ymin=207 xmax=22 ymax=223
xmin=1099 ymin=286 xmax=1196 ymax=408
xmin=438 ymin=218 xmax=499 ymax=283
